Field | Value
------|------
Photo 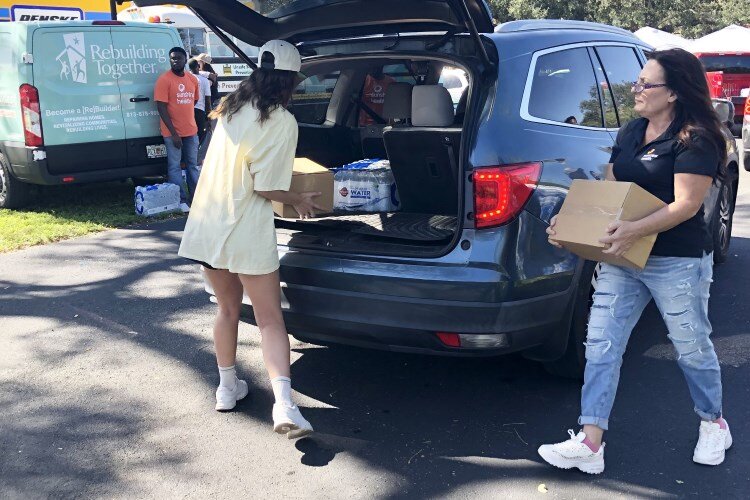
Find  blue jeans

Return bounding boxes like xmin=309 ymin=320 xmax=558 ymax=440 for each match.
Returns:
xmin=579 ymin=253 xmax=722 ymax=431
xmin=165 ymin=135 xmax=199 ymax=204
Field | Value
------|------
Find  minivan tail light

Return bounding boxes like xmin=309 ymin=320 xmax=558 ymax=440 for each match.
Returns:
xmin=19 ymin=84 xmax=43 ymax=147
xmin=92 ymin=21 xmax=125 ymax=25
xmin=473 ymin=162 xmax=542 ymax=229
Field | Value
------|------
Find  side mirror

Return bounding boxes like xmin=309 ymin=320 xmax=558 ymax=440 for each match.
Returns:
xmin=712 ymin=98 xmax=734 ymax=127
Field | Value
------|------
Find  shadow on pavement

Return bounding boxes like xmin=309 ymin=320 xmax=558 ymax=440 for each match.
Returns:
xmin=1 ymin=220 xmax=748 ymax=497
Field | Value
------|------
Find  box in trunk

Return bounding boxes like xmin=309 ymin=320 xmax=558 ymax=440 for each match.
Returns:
xmin=273 ymin=158 xmax=334 ymax=218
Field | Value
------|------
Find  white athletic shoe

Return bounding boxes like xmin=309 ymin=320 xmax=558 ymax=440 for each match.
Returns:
xmin=693 ymin=420 xmax=732 ymax=465
xmin=538 ymin=430 xmax=605 ymax=474
xmin=214 ymin=379 xmax=248 ymax=411
xmin=179 ymin=202 xmax=190 ymax=214
xmin=273 ymin=403 xmax=313 ymax=439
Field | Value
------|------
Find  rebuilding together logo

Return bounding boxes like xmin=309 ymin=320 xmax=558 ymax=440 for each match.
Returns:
xmin=56 ymin=32 xmax=168 ymax=83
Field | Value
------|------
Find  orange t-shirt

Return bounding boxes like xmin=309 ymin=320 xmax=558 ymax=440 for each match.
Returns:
xmin=358 ymin=74 xmax=395 ymax=126
xmin=154 ymin=70 xmax=200 ymax=138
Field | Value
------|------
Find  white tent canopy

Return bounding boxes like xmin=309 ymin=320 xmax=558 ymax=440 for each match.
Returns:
xmin=633 ymin=27 xmax=693 ymax=50
xmin=691 ymin=24 xmax=750 ymax=53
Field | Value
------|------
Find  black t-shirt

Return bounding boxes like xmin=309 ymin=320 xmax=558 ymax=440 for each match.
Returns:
xmin=610 ymin=117 xmax=719 ymax=258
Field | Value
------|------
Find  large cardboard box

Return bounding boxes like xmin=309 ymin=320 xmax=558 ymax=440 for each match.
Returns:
xmin=550 ymin=180 xmax=666 ymax=269
xmin=272 ymin=158 xmax=334 ymax=218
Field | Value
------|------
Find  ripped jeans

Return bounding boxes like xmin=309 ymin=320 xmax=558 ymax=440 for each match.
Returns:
xmin=579 ymin=252 xmax=722 ymax=431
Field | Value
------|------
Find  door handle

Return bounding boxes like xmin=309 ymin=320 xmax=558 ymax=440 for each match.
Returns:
xmin=130 ymin=96 xmax=150 ymax=102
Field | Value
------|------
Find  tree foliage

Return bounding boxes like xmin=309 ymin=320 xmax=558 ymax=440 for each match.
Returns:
xmin=487 ymin=0 xmax=750 ymax=38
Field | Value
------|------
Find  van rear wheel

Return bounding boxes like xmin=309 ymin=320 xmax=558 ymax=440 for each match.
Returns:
xmin=0 ymin=152 xmax=32 ymax=209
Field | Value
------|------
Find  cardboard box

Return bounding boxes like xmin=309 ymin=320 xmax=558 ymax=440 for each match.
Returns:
xmin=272 ymin=158 xmax=334 ymax=218
xmin=549 ymin=180 xmax=666 ymax=269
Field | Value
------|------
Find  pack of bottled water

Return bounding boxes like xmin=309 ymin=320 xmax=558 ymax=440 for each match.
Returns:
xmin=334 ymin=159 xmax=400 ymax=213
xmin=134 ymin=183 xmax=181 ymax=216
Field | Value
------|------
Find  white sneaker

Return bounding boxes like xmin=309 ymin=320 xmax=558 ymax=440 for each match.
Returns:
xmin=272 ymin=403 xmax=313 ymax=439
xmin=179 ymin=202 xmax=190 ymax=213
xmin=214 ymin=379 xmax=248 ymax=411
xmin=693 ymin=420 xmax=732 ymax=465
xmin=538 ymin=430 xmax=605 ymax=474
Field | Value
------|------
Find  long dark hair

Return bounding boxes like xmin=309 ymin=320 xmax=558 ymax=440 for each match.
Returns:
xmin=209 ymin=52 xmax=296 ymax=124
xmin=647 ymin=49 xmax=727 ymax=179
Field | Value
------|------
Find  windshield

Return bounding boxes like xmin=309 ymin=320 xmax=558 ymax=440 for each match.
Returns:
xmin=699 ymin=55 xmax=750 ymax=74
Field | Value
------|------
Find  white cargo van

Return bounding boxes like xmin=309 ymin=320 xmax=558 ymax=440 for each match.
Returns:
xmin=0 ymin=20 xmax=182 ymax=208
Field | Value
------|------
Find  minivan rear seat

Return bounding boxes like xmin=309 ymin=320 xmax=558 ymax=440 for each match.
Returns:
xmin=361 ymin=82 xmax=412 ymax=158
xmin=384 ymin=85 xmax=460 ymax=215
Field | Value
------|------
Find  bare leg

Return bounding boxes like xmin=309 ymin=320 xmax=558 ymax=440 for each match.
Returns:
xmin=203 ymin=268 xmax=243 ymax=367
xmin=238 ymin=271 xmax=290 ymax=379
xmin=583 ymin=425 xmax=604 ymax=447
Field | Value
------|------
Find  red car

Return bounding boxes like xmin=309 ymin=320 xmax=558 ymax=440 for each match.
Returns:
xmin=698 ymin=52 xmax=750 ymax=135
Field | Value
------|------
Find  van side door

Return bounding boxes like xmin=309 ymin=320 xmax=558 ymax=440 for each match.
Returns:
xmin=110 ymin=26 xmax=175 ymax=168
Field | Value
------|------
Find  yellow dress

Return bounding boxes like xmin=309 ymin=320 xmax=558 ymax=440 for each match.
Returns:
xmin=178 ymin=105 xmax=298 ymax=275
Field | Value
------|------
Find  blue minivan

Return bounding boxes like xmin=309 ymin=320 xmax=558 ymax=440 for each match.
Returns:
xmin=142 ymin=1 xmax=739 ymax=377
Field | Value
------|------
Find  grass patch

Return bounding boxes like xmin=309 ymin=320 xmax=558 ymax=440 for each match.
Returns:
xmin=0 ymin=181 xmax=181 ymax=253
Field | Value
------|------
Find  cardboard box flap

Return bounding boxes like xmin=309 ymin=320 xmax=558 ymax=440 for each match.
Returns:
xmin=292 ymin=157 xmax=330 ymax=175
xmin=558 ymin=180 xmax=629 ymax=215
xmin=619 ymin=183 xmax=667 ymax=221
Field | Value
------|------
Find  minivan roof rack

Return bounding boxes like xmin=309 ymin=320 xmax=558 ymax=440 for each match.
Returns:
xmin=495 ymin=19 xmax=636 ymax=39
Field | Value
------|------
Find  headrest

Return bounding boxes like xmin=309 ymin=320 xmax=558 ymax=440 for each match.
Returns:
xmin=382 ymin=82 xmax=413 ymax=120
xmin=412 ymin=85 xmax=454 ymax=127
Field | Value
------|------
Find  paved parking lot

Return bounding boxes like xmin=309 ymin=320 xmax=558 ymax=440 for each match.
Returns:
xmin=1 ymin=149 xmax=749 ymax=498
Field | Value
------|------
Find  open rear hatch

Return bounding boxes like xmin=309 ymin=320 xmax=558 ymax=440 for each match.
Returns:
xmin=127 ymin=0 xmax=493 ymax=47
xmin=128 ymin=1 xmax=495 ymax=256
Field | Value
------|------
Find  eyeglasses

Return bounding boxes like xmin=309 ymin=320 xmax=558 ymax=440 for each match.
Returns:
xmin=631 ymin=82 xmax=668 ymax=94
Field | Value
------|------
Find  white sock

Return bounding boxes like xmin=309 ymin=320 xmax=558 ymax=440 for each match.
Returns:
xmin=271 ymin=376 xmax=293 ymax=406
xmin=218 ymin=365 xmax=237 ymax=389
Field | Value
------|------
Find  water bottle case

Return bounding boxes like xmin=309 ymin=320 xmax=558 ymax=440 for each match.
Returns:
xmin=134 ymin=183 xmax=181 ymax=216
xmin=333 ymin=159 xmax=400 ymax=213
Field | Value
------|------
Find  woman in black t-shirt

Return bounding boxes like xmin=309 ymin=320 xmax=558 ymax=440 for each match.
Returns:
xmin=540 ymin=49 xmax=732 ymax=473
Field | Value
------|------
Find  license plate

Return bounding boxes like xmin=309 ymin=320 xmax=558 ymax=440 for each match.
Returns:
xmin=146 ymin=144 xmax=167 ymax=159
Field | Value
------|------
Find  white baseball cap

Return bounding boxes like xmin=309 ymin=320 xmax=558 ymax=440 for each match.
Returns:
xmin=195 ymin=53 xmax=212 ymax=64
xmin=258 ymin=39 xmax=301 ymax=72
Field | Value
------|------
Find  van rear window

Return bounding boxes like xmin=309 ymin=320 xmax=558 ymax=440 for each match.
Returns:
xmin=699 ymin=55 xmax=750 ymax=74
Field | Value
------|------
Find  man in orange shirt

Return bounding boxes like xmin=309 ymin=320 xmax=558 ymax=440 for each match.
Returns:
xmin=358 ymin=66 xmax=395 ymax=126
xmin=155 ymin=47 xmax=200 ymax=212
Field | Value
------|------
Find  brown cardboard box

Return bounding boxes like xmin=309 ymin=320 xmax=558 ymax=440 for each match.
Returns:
xmin=272 ymin=158 xmax=334 ymax=218
xmin=549 ymin=180 xmax=666 ymax=269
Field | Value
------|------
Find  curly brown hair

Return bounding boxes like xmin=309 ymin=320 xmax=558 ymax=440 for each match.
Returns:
xmin=209 ymin=52 xmax=297 ymax=124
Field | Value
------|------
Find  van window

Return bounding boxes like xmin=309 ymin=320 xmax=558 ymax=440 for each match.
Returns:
xmin=528 ymin=48 xmax=603 ymax=128
xmin=0 ymin=33 xmax=12 ymax=67
xmin=207 ymin=31 xmax=259 ymax=59
xmin=440 ymin=74 xmax=462 ymax=89
xmin=179 ymin=28 xmax=207 ymax=57
xmin=291 ymin=72 xmax=341 ymax=124
xmin=594 ymin=46 xmax=643 ymax=127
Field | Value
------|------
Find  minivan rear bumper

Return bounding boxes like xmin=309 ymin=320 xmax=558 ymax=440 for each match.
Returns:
xmin=2 ymin=141 xmax=166 ymax=185
xmin=236 ymin=274 xmax=574 ymax=357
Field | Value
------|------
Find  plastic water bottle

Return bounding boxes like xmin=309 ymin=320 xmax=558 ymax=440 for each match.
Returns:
xmin=135 ymin=183 xmax=181 ymax=216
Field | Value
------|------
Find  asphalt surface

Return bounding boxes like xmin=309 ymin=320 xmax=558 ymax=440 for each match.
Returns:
xmin=1 ymin=149 xmax=749 ymax=499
